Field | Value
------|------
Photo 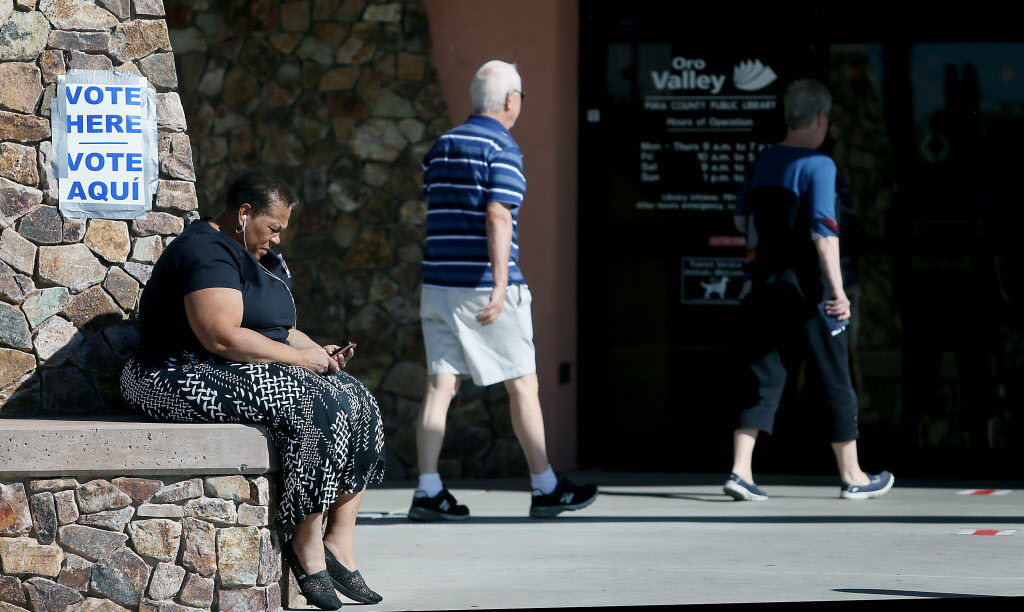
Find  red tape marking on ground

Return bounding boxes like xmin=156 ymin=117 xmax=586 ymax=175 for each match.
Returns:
xmin=956 ymin=489 xmax=1013 ymax=495
xmin=956 ymin=529 xmax=1016 ymax=535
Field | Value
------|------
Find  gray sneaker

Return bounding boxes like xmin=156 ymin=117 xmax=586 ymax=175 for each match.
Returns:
xmin=723 ymin=473 xmax=768 ymax=501
xmin=840 ymin=471 xmax=894 ymax=500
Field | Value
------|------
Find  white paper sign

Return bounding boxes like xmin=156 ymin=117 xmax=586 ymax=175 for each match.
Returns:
xmin=52 ymin=70 xmax=159 ymax=219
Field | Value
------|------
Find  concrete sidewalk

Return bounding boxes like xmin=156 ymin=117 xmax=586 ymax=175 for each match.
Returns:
xmin=340 ymin=472 xmax=1022 ymax=610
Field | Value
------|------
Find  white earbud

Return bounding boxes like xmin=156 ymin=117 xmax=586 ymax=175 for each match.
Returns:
xmin=242 ymin=215 xmax=249 ymax=251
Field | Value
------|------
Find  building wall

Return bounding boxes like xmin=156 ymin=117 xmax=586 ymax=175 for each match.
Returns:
xmin=2 ymin=0 xmax=581 ymax=477
xmin=1 ymin=0 xmax=198 ymax=417
xmin=165 ymin=0 xmax=579 ymax=478
xmin=423 ymin=0 xmax=580 ymax=468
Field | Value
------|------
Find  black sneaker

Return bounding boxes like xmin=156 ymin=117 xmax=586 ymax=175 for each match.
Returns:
xmin=529 ymin=475 xmax=598 ymax=518
xmin=407 ymin=488 xmax=470 ymax=522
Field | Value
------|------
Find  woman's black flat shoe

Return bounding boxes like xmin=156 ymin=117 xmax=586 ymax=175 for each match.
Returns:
xmin=283 ymin=541 xmax=343 ymax=610
xmin=324 ymin=547 xmax=383 ymax=604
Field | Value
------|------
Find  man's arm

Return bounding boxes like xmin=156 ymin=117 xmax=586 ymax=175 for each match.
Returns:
xmin=477 ymin=200 xmax=513 ymax=325
xmin=808 ymin=158 xmax=848 ymax=320
xmin=814 ymin=236 xmax=850 ymax=320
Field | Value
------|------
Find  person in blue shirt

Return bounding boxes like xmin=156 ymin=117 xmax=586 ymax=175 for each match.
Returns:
xmin=724 ymin=79 xmax=894 ymax=501
xmin=410 ymin=60 xmax=597 ymax=521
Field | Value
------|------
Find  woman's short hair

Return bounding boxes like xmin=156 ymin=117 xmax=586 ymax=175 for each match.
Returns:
xmin=470 ymin=60 xmax=521 ymax=113
xmin=225 ymin=169 xmax=300 ymax=216
xmin=783 ymin=79 xmax=832 ymax=130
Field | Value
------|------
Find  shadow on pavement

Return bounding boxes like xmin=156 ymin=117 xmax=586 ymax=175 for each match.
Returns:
xmin=596 ymin=490 xmax=734 ymax=502
xmin=834 ymin=588 xmax=996 ymax=598
xmin=358 ymin=514 xmax=1024 ymax=526
xmin=374 ymin=472 xmax=1024 ymax=491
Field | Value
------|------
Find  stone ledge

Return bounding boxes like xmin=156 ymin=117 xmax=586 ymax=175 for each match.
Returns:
xmin=0 ymin=419 xmax=278 ymax=477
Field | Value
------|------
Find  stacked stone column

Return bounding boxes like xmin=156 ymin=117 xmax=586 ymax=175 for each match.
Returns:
xmin=0 ymin=475 xmax=282 ymax=611
xmin=1 ymin=0 xmax=198 ymax=416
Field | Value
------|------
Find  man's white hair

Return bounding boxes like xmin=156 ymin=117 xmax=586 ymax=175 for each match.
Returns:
xmin=470 ymin=60 xmax=521 ymax=113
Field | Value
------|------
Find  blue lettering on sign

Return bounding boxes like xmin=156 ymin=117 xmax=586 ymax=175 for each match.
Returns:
xmin=68 ymin=182 xmax=86 ymax=200
xmin=126 ymin=153 xmax=142 ymax=172
xmin=63 ymin=81 xmax=149 ymax=208
xmin=88 ymin=182 xmax=108 ymax=201
xmin=66 ymin=115 xmax=145 ymax=134
xmin=84 ymin=153 xmax=103 ymax=171
xmin=84 ymin=87 xmax=103 ymax=104
xmin=65 ymin=85 xmax=143 ymax=106
xmin=111 ymin=181 xmax=129 ymax=200
xmin=68 ymin=152 xmax=141 ymax=171
xmin=104 ymin=86 xmax=121 ymax=104
xmin=67 ymin=179 xmax=142 ymax=202
xmin=107 ymin=152 xmax=124 ymax=171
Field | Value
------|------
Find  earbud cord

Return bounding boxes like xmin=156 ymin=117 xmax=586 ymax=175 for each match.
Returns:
xmin=241 ymin=216 xmax=297 ymax=329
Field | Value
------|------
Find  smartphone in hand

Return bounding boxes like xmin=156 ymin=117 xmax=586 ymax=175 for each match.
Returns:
xmin=329 ymin=342 xmax=356 ymax=357
xmin=817 ymin=301 xmax=849 ymax=337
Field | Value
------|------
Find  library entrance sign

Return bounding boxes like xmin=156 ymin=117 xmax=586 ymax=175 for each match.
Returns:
xmin=633 ymin=50 xmax=787 ymax=215
xmin=52 ymin=70 xmax=158 ymax=219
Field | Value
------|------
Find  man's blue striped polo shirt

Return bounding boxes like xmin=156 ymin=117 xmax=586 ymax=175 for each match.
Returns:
xmin=420 ymin=114 xmax=527 ymax=288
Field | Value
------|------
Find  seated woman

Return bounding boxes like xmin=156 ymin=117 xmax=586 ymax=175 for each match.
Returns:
xmin=121 ymin=169 xmax=384 ymax=609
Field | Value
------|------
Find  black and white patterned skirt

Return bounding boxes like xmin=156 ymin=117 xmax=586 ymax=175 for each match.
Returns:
xmin=120 ymin=350 xmax=385 ymax=536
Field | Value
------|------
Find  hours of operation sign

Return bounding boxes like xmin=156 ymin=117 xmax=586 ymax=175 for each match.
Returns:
xmin=52 ymin=69 xmax=159 ymax=219
xmin=630 ymin=46 xmax=789 ymax=215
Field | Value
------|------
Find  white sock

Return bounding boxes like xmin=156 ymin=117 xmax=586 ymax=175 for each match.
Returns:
xmin=417 ymin=473 xmax=443 ymax=497
xmin=530 ymin=466 xmax=558 ymax=495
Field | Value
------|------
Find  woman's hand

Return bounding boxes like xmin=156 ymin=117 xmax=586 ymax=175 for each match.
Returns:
xmin=322 ymin=344 xmax=356 ymax=370
xmin=297 ymin=346 xmax=332 ymax=374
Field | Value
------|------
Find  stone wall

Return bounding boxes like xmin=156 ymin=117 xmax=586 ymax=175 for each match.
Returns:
xmin=1 ymin=1 xmax=199 ymax=417
xmin=1 ymin=0 xmax=530 ymax=480
xmin=0 ymin=474 xmax=282 ymax=611
xmin=165 ymin=0 xmax=524 ymax=479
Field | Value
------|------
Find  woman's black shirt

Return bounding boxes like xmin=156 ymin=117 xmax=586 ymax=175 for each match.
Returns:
xmin=137 ymin=219 xmax=295 ymax=363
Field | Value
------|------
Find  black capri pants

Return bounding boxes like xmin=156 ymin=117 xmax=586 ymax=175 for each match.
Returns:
xmin=735 ymin=287 xmax=859 ymax=442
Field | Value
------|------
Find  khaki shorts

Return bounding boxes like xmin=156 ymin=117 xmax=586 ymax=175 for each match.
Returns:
xmin=420 ymin=284 xmax=536 ymax=386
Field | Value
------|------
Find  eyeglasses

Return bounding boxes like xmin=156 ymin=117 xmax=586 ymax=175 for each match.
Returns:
xmin=513 ymin=89 xmax=525 ymax=101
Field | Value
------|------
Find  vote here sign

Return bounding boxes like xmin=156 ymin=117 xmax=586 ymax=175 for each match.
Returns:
xmin=52 ymin=70 xmax=159 ymax=219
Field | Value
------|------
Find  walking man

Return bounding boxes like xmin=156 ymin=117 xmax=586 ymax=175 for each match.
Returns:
xmin=725 ymin=79 xmax=894 ymax=501
xmin=410 ymin=60 xmax=597 ymax=520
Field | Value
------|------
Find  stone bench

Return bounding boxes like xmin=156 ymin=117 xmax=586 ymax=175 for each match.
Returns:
xmin=0 ymin=419 xmax=284 ymax=612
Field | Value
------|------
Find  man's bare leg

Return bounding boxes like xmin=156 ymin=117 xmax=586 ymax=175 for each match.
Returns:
xmin=415 ymin=374 xmax=461 ymax=475
xmin=504 ymin=372 xmax=550 ymax=474
xmin=730 ymin=428 xmax=759 ymax=483
xmin=831 ymin=440 xmax=870 ymax=486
